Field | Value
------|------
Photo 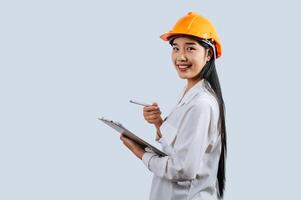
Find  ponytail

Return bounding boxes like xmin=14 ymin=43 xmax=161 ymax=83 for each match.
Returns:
xmin=199 ymin=46 xmax=227 ymax=199
xmin=169 ymin=35 xmax=227 ymax=199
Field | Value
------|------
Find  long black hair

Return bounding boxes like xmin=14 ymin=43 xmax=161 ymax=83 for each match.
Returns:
xmin=170 ymin=35 xmax=227 ymax=199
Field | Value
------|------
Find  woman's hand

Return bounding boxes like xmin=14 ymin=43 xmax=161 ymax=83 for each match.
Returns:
xmin=120 ymin=134 xmax=145 ymax=160
xmin=143 ymin=102 xmax=163 ymax=128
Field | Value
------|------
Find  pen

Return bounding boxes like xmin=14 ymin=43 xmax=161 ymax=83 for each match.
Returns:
xmin=129 ymin=99 xmax=151 ymax=107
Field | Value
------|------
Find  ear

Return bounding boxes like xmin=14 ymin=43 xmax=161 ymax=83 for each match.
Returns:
xmin=206 ymin=49 xmax=213 ymax=62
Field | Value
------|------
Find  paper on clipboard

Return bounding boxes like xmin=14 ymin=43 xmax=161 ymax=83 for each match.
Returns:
xmin=98 ymin=117 xmax=167 ymax=157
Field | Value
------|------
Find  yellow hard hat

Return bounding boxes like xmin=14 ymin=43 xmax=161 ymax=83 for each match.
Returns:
xmin=160 ymin=12 xmax=222 ymax=59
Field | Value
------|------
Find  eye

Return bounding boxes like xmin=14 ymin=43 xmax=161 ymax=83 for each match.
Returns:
xmin=187 ymin=47 xmax=195 ymax=51
xmin=172 ymin=46 xmax=179 ymax=52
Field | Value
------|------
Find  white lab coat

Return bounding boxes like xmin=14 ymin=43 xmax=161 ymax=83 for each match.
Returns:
xmin=142 ymin=79 xmax=221 ymax=200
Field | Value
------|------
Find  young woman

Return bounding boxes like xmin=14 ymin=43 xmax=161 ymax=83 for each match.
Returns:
xmin=120 ymin=12 xmax=227 ymax=200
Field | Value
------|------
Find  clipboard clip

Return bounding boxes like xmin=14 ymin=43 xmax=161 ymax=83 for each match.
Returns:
xmin=99 ymin=117 xmax=124 ymax=128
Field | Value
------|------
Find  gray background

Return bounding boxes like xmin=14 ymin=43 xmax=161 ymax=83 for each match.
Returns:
xmin=1 ymin=0 xmax=300 ymax=199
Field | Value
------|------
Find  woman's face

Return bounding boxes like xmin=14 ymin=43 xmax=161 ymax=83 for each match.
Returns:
xmin=171 ymin=37 xmax=211 ymax=81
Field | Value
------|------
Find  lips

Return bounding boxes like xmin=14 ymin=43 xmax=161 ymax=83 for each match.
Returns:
xmin=177 ymin=64 xmax=192 ymax=71
xmin=178 ymin=65 xmax=192 ymax=69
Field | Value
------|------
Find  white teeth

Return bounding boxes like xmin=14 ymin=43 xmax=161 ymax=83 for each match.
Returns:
xmin=178 ymin=65 xmax=191 ymax=69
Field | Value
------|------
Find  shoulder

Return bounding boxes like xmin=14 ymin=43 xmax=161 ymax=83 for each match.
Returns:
xmin=192 ymin=91 xmax=218 ymax=110
xmin=189 ymin=90 xmax=220 ymax=119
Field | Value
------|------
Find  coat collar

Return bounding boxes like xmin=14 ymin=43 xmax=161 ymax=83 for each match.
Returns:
xmin=176 ymin=79 xmax=207 ymax=107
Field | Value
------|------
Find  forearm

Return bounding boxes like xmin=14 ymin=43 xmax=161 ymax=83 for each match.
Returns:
xmin=120 ymin=134 xmax=146 ymax=160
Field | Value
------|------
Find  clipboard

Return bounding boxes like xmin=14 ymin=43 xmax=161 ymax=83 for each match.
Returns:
xmin=98 ymin=117 xmax=167 ymax=157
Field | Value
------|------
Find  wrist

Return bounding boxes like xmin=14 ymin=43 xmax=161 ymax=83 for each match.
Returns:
xmin=155 ymin=126 xmax=162 ymax=141
xmin=154 ymin=118 xmax=163 ymax=129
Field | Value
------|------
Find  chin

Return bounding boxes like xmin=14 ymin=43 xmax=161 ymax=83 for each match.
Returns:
xmin=177 ymin=72 xmax=191 ymax=78
xmin=176 ymin=72 xmax=184 ymax=78
xmin=178 ymin=75 xmax=189 ymax=79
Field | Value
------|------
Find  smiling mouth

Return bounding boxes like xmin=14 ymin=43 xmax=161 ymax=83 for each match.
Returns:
xmin=177 ymin=64 xmax=192 ymax=71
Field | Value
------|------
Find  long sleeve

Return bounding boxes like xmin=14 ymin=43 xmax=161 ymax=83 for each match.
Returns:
xmin=142 ymin=100 xmax=213 ymax=181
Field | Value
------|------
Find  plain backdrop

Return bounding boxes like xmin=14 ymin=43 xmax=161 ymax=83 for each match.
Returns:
xmin=1 ymin=0 xmax=300 ymax=199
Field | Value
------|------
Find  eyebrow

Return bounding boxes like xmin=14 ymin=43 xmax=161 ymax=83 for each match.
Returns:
xmin=172 ymin=42 xmax=198 ymax=46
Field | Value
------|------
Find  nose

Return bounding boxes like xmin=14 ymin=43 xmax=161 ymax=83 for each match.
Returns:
xmin=177 ymin=52 xmax=187 ymax=62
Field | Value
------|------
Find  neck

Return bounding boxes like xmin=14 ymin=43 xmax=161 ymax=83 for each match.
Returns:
xmin=186 ymin=78 xmax=202 ymax=92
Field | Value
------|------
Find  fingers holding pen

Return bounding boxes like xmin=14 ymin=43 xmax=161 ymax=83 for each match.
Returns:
xmin=129 ymin=100 xmax=163 ymax=126
xmin=145 ymin=114 xmax=161 ymax=121
xmin=143 ymin=104 xmax=160 ymax=112
xmin=144 ymin=110 xmax=161 ymax=115
xmin=143 ymin=102 xmax=163 ymax=125
xmin=143 ymin=103 xmax=161 ymax=114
